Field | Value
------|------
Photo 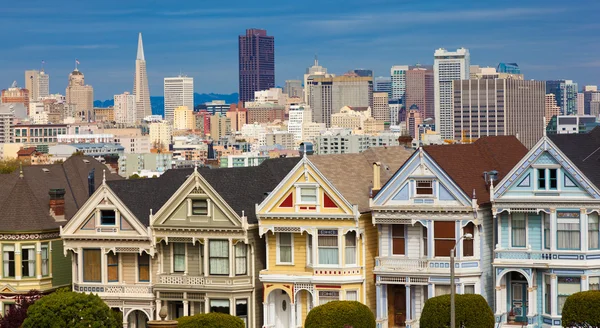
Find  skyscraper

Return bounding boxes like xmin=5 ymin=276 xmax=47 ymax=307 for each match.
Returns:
xmin=114 ymin=91 xmax=137 ymax=124
xmin=434 ymin=47 xmax=470 ymax=140
xmin=134 ymin=33 xmax=151 ymax=121
xmin=65 ymin=68 xmax=93 ymax=120
xmin=304 ymin=57 xmax=328 ymax=103
xmin=390 ymin=65 xmax=409 ymax=101
xmin=405 ymin=65 xmax=434 ymax=120
xmin=496 ymin=62 xmax=521 ymax=74
xmin=372 ymin=92 xmax=390 ymax=122
xmin=546 ymin=93 xmax=560 ymax=125
xmin=284 ymin=80 xmax=302 ymax=98
xmin=546 ymin=80 xmax=578 ymax=116
xmin=164 ymin=75 xmax=194 ymax=122
xmin=583 ymin=86 xmax=600 ymax=116
xmin=406 ymin=105 xmax=423 ymax=138
xmin=25 ymin=70 xmax=49 ymax=102
xmin=374 ymin=77 xmax=392 ymax=99
xmin=238 ymin=28 xmax=275 ymax=104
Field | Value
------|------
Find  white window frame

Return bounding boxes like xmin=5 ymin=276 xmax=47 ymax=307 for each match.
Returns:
xmin=295 ymin=184 xmax=319 ymax=206
xmin=21 ymin=245 xmax=36 ymax=278
xmin=534 ymin=166 xmax=560 ymax=191
xmin=509 ymin=213 xmax=527 ymax=248
xmin=172 ymin=243 xmax=187 ymax=273
xmin=318 ymin=290 xmax=340 ymax=305
xmin=234 ymin=243 xmax=247 ymax=276
xmin=345 ymin=231 xmax=357 ymax=266
xmin=345 ymin=290 xmax=358 ymax=301
xmin=276 ymin=232 xmax=294 ymax=265
xmin=317 ymin=229 xmax=339 ymax=266
xmin=307 ymin=234 xmax=313 ymax=266
xmin=41 ymin=243 xmax=49 ymax=277
xmin=187 ymin=198 xmax=211 ymax=217
xmin=414 ymin=179 xmax=434 ymax=197
xmin=136 ymin=253 xmax=151 ymax=283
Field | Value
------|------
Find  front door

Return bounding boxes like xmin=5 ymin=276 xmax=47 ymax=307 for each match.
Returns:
xmin=511 ymin=282 xmax=528 ymax=323
xmin=274 ymin=290 xmax=291 ymax=328
xmin=388 ymin=285 xmax=406 ymax=327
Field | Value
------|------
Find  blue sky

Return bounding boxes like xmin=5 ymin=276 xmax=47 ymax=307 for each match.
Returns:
xmin=1 ymin=0 xmax=599 ymax=100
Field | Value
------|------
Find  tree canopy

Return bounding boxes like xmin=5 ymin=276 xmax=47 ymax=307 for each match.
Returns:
xmin=562 ymin=290 xmax=600 ymax=327
xmin=420 ymin=294 xmax=494 ymax=328
xmin=177 ymin=312 xmax=245 ymax=328
xmin=304 ymin=301 xmax=375 ymax=328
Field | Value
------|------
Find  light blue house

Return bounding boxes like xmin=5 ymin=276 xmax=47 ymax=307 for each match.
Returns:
xmin=492 ymin=128 xmax=600 ymax=327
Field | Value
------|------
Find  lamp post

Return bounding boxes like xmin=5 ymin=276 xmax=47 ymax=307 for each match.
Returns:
xmin=450 ymin=233 xmax=473 ymax=328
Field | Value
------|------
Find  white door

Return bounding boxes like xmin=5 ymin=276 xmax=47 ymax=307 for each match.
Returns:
xmin=274 ymin=290 xmax=291 ymax=328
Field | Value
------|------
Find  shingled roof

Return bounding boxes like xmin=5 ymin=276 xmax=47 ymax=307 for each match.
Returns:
xmin=0 ymin=156 xmax=122 ymax=232
xmin=107 ymin=157 xmax=301 ymax=226
xmin=423 ymin=136 xmax=528 ymax=205
xmin=549 ymin=127 xmax=600 ymax=189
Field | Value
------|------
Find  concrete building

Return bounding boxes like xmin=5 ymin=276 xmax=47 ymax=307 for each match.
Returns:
xmin=284 ymin=80 xmax=302 ymax=98
xmin=1 ymin=82 xmax=30 ymax=112
xmin=315 ymin=130 xmax=401 ymax=154
xmin=13 ymin=123 xmax=67 ymax=145
xmin=164 ymin=75 xmax=194 ymax=122
xmin=288 ymin=104 xmax=312 ymax=142
xmin=374 ymin=76 xmax=392 ymax=99
xmin=118 ymin=152 xmax=172 ymax=177
xmin=113 ymin=135 xmax=151 ymax=154
xmin=301 ymin=122 xmax=326 ymax=143
xmin=307 ymin=75 xmax=373 ymax=127
xmin=65 ymin=69 xmax=93 ymax=119
xmin=25 ymin=70 xmax=49 ymax=102
xmin=0 ymin=103 xmax=24 ymax=143
xmin=226 ymin=104 xmax=248 ymax=132
xmin=204 ymin=100 xmax=230 ymax=115
xmin=453 ymin=78 xmax=546 ymax=148
xmin=389 ymin=99 xmax=402 ymax=126
xmin=48 ymin=143 xmax=124 ymax=161
xmin=472 ymin=66 xmax=524 ymax=80
xmin=304 ymin=57 xmax=328 ymax=103
xmin=406 ymin=104 xmax=422 ymax=138
xmin=219 ymin=152 xmax=269 ymax=167
xmin=331 ymin=106 xmax=372 ymax=131
xmin=134 ymin=33 xmax=152 ymax=120
xmin=238 ymin=28 xmax=275 ymax=103
xmin=434 ymin=47 xmax=470 ymax=140
xmin=547 ymin=115 xmax=599 ymax=134
xmin=405 ymin=65 xmax=434 ymax=120
xmin=173 ymin=105 xmax=195 ymax=130
xmin=546 ymin=80 xmax=578 ymax=116
xmin=390 ymin=65 xmax=409 ymax=101
xmin=265 ymin=131 xmax=295 ymax=149
xmin=246 ymin=103 xmax=285 ymax=124
xmin=113 ymin=91 xmax=136 ymax=124
xmin=94 ymin=107 xmax=115 ymax=122
xmin=546 ymin=93 xmax=560 ymax=125
xmin=149 ymin=121 xmax=172 ymax=150
xmin=583 ymin=86 xmax=600 ymax=116
xmin=210 ymin=114 xmax=231 ymax=139
xmin=246 ymin=88 xmax=286 ymax=107
xmin=57 ymin=134 xmax=114 ymax=144
xmin=373 ymin=92 xmax=390 ymax=122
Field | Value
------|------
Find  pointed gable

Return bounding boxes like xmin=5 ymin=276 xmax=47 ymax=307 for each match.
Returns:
xmin=550 ymin=127 xmax=600 ymax=190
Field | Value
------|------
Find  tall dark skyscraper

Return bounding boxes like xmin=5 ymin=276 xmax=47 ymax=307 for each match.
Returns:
xmin=238 ymin=28 xmax=275 ymax=104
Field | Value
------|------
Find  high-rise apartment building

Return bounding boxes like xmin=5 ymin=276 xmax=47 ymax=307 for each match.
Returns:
xmin=453 ymin=79 xmax=545 ymax=148
xmin=1 ymin=82 xmax=30 ymax=111
xmin=390 ymin=65 xmax=409 ymax=101
xmin=307 ymin=75 xmax=373 ymax=127
xmin=374 ymin=77 xmax=392 ymax=98
xmin=406 ymin=105 xmax=422 ymax=138
xmin=238 ymin=28 xmax=275 ymax=103
xmin=65 ymin=69 xmax=93 ymax=119
xmin=113 ymin=92 xmax=137 ymax=124
xmin=577 ymin=92 xmax=585 ymax=116
xmin=226 ymin=104 xmax=248 ymax=132
xmin=583 ymin=86 xmax=600 ymax=116
xmin=287 ymin=104 xmax=312 ymax=142
xmin=164 ymin=75 xmax=194 ymax=122
xmin=246 ymin=103 xmax=285 ymax=123
xmin=546 ymin=80 xmax=578 ymax=116
xmin=173 ymin=106 xmax=195 ymax=130
xmin=149 ymin=121 xmax=172 ymax=150
xmin=134 ymin=33 xmax=151 ymax=120
xmin=405 ymin=65 xmax=434 ymax=120
xmin=304 ymin=57 xmax=328 ymax=103
xmin=373 ymin=92 xmax=390 ymax=122
xmin=284 ymin=80 xmax=302 ymax=98
xmin=25 ymin=70 xmax=49 ymax=102
xmin=434 ymin=47 xmax=470 ymax=140
xmin=210 ymin=114 xmax=231 ymax=139
xmin=545 ymin=94 xmax=560 ymax=125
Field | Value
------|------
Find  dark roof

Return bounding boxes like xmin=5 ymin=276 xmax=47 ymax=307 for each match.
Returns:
xmin=0 ymin=156 xmax=122 ymax=232
xmin=107 ymin=157 xmax=301 ymax=226
xmin=423 ymin=136 xmax=528 ymax=205
xmin=549 ymin=127 xmax=600 ymax=189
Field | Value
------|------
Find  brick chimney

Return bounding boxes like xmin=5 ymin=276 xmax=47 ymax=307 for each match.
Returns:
xmin=49 ymin=189 xmax=66 ymax=222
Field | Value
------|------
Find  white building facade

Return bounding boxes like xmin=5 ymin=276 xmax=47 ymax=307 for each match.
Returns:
xmin=114 ymin=92 xmax=137 ymax=124
xmin=390 ymin=65 xmax=409 ymax=101
xmin=164 ymin=76 xmax=194 ymax=122
xmin=434 ymin=48 xmax=470 ymax=140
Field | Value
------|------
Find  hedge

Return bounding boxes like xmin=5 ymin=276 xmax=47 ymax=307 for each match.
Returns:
xmin=562 ymin=290 xmax=600 ymax=327
xmin=305 ymin=301 xmax=375 ymax=328
xmin=177 ymin=312 xmax=245 ymax=328
xmin=419 ymin=294 xmax=494 ymax=328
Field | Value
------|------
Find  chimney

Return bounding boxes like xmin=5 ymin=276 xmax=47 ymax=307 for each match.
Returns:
xmin=372 ymin=162 xmax=382 ymax=197
xmin=49 ymin=188 xmax=66 ymax=222
xmin=88 ymin=168 xmax=96 ymax=196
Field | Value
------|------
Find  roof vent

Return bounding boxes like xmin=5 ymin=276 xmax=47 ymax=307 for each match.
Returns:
xmin=83 ymin=159 xmax=90 ymax=164
xmin=42 ymin=168 xmax=50 ymax=173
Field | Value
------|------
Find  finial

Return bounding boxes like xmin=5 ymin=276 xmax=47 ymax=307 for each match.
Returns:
xmin=102 ymin=169 xmax=106 ymax=184
xmin=543 ymin=116 xmax=547 ymax=137
xmin=303 ymin=143 xmax=307 ymax=158
xmin=472 ymin=188 xmax=476 ymax=199
xmin=19 ymin=162 xmax=23 ymax=179
xmin=150 ymin=208 xmax=153 ymax=217
xmin=159 ymin=305 xmax=168 ymax=320
xmin=242 ymin=210 xmax=245 ymax=217
xmin=194 ymin=162 xmax=198 ymax=172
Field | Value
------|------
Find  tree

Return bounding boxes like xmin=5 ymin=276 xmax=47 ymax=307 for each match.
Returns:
xmin=0 ymin=290 xmax=41 ymax=328
xmin=177 ymin=312 xmax=244 ymax=328
xmin=304 ymin=301 xmax=375 ymax=328
xmin=562 ymin=290 xmax=600 ymax=327
xmin=0 ymin=159 xmax=23 ymax=174
xmin=419 ymin=294 xmax=494 ymax=328
xmin=22 ymin=289 xmax=122 ymax=328
xmin=128 ymin=173 xmax=142 ymax=179
xmin=71 ymin=151 xmax=85 ymax=156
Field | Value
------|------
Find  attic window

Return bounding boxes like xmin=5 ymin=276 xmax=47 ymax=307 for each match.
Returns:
xmin=416 ymin=180 xmax=433 ymax=196
xmin=191 ymin=199 xmax=208 ymax=216
xmin=100 ymin=210 xmax=116 ymax=225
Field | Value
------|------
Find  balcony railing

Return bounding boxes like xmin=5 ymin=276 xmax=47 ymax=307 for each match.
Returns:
xmin=495 ymin=249 xmax=600 ymax=262
xmin=158 ymin=275 xmax=205 ymax=286
xmin=375 ymin=257 xmax=480 ymax=273
xmin=74 ymin=283 xmax=152 ymax=295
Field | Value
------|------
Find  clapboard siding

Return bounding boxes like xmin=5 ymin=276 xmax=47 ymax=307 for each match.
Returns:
xmin=122 ymin=253 xmax=136 ymax=283
xmin=381 ymin=225 xmax=390 ymax=256
xmin=407 ymin=225 xmax=422 ymax=258
xmin=528 ymin=214 xmax=542 ymax=250
xmin=187 ymin=244 xmax=201 ymax=276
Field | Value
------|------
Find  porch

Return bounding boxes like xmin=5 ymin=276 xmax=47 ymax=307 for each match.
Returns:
xmin=494 ymin=268 xmax=538 ymax=328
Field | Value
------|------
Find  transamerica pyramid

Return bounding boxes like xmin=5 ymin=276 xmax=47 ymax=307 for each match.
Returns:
xmin=133 ymin=33 xmax=151 ymax=121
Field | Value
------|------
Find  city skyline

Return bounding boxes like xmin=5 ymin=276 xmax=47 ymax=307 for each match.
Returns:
xmin=1 ymin=0 xmax=600 ymax=99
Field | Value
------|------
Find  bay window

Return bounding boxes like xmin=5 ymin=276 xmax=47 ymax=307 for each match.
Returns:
xmin=209 ymin=240 xmax=229 ymax=275
xmin=318 ymin=230 xmax=338 ymax=265
xmin=423 ymin=225 xmax=428 ymax=256
xmin=278 ymin=233 xmax=293 ymax=264
xmin=345 ymin=232 xmax=356 ymax=265
xmin=392 ymin=225 xmax=405 ymax=255
xmin=235 ymin=299 xmax=248 ymax=327
xmin=83 ymin=249 xmax=101 ymax=282
xmin=544 ymin=275 xmax=551 ymax=314
xmin=173 ymin=243 xmax=186 ymax=273
xmin=21 ymin=246 xmax=35 ymax=278
xmin=235 ymin=243 xmax=247 ymax=275
xmin=511 ymin=214 xmax=526 ymax=247
xmin=41 ymin=243 xmax=49 ymax=276
xmin=589 ymin=213 xmax=599 ymax=249
xmin=434 ymin=221 xmax=455 ymax=257
xmin=558 ymin=277 xmax=581 ymax=315
xmin=557 ymin=212 xmax=580 ymax=250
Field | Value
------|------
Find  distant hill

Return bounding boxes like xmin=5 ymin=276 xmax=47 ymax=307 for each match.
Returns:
xmin=93 ymin=93 xmax=239 ymax=117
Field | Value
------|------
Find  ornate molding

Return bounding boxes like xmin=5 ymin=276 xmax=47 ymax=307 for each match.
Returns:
xmin=0 ymin=232 xmax=60 ymax=241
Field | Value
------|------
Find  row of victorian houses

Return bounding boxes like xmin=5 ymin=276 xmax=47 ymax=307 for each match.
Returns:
xmin=2 ymin=128 xmax=600 ymax=328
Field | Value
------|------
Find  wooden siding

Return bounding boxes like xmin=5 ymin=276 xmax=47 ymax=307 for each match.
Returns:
xmin=248 ymin=228 xmax=265 ymax=328
xmin=187 ymin=244 xmax=201 ymax=276
xmin=407 ymin=225 xmax=422 ymax=258
xmin=528 ymin=214 xmax=542 ymax=250
xmin=500 ymin=213 xmax=509 ymax=248
xmin=266 ymin=232 xmax=309 ymax=274
xmin=361 ymin=213 xmax=378 ymax=312
xmin=380 ymin=225 xmax=390 ymax=256
xmin=122 ymin=253 xmax=136 ymax=283
xmin=51 ymin=240 xmax=72 ymax=288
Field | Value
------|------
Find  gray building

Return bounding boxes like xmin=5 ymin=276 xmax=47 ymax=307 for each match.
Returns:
xmin=546 ymin=80 xmax=578 ymax=116
xmin=283 ymin=80 xmax=302 ymax=98
xmin=118 ymin=152 xmax=173 ymax=177
xmin=453 ymin=79 xmax=546 ymax=149
xmin=583 ymin=86 xmax=600 ymax=116
xmin=315 ymin=131 xmax=400 ymax=154
xmin=374 ymin=77 xmax=392 ymax=99
xmin=0 ymin=103 xmax=26 ymax=144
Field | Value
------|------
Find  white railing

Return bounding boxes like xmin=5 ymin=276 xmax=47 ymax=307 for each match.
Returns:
xmin=375 ymin=257 xmax=480 ymax=272
xmin=495 ymin=249 xmax=600 ymax=261
xmin=376 ymin=258 xmax=428 ymax=270
xmin=158 ymin=275 xmax=205 ymax=286
xmin=74 ymin=283 xmax=152 ymax=295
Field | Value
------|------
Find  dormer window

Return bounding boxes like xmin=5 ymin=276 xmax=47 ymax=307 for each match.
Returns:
xmin=100 ymin=210 xmax=116 ymax=225
xmin=416 ymin=180 xmax=433 ymax=196
xmin=191 ymin=199 xmax=208 ymax=216
xmin=299 ymin=187 xmax=317 ymax=204
xmin=537 ymin=168 xmax=558 ymax=190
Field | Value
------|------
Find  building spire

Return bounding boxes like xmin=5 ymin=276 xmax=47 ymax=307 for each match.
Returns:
xmin=137 ymin=33 xmax=145 ymax=61
xmin=314 ymin=54 xmax=318 ymax=66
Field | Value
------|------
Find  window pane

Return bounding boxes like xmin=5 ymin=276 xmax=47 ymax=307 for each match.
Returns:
xmin=210 ymin=299 xmax=230 ymax=314
xmin=41 ymin=245 xmax=49 ymax=276
xmin=512 ymin=214 xmax=526 ymax=247
xmin=538 ymin=169 xmax=546 ymax=189
xmin=434 ymin=221 xmax=455 ymax=239
xmin=435 ymin=285 xmax=451 ymax=296
xmin=300 ymin=188 xmax=317 ymax=203
xmin=235 ymin=244 xmax=247 ymax=275
xmin=100 ymin=210 xmax=116 ymax=225
xmin=464 ymin=285 xmax=475 ymax=294
xmin=346 ymin=291 xmax=358 ymax=301
xmin=416 ymin=180 xmax=433 ymax=195
xmin=83 ymin=249 xmax=101 ymax=282
xmin=107 ymin=253 xmax=118 ymax=282
xmin=138 ymin=254 xmax=150 ymax=282
xmin=173 ymin=243 xmax=186 ymax=272
xmin=345 ymin=232 xmax=356 ymax=265
xmin=209 ymin=240 xmax=229 ymax=275
xmin=589 ymin=214 xmax=599 ymax=249
xmin=279 ymin=233 xmax=292 ymax=263
xmin=549 ymin=169 xmax=557 ymax=190
xmin=435 ymin=240 xmax=455 ymax=257
xmin=544 ymin=214 xmax=550 ymax=249
xmin=557 ymin=220 xmax=580 ymax=250
xmin=463 ymin=223 xmax=475 ymax=256
xmin=192 ymin=200 xmax=208 ymax=215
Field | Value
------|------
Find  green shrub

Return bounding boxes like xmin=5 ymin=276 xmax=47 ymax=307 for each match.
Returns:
xmin=304 ymin=301 xmax=375 ymax=328
xmin=22 ymin=289 xmax=122 ymax=328
xmin=420 ymin=294 xmax=494 ymax=328
xmin=177 ymin=312 xmax=245 ymax=328
xmin=562 ymin=290 xmax=600 ymax=327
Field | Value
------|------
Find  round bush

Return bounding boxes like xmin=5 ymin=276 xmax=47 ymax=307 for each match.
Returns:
xmin=305 ymin=300 xmax=375 ymax=328
xmin=177 ymin=312 xmax=245 ymax=328
xmin=562 ymin=290 xmax=600 ymax=327
xmin=420 ymin=294 xmax=493 ymax=328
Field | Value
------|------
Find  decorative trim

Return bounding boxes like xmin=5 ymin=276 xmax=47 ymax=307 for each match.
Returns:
xmin=0 ymin=232 xmax=60 ymax=241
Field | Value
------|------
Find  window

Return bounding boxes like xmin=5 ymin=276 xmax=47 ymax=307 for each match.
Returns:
xmin=3 ymin=246 xmax=15 ymax=278
xmin=464 ymin=285 xmax=475 ymax=294
xmin=549 ymin=169 xmax=557 ymax=189
xmin=3 ymin=303 xmax=15 ymax=316
xmin=138 ymin=254 xmax=150 ymax=282
xmin=544 ymin=214 xmax=550 ymax=249
xmin=435 ymin=285 xmax=451 ymax=296
xmin=544 ymin=275 xmax=551 ymax=314
xmin=558 ymin=277 xmax=581 ymax=314
xmin=21 ymin=247 xmax=35 ymax=278
xmin=300 ymin=187 xmax=317 ymax=204
xmin=511 ymin=214 xmax=526 ymax=247
xmin=537 ymin=169 xmax=546 ymax=189
xmin=589 ymin=214 xmax=599 ymax=250
xmin=463 ymin=223 xmax=475 ymax=256
xmin=345 ymin=232 xmax=356 ymax=265
xmin=557 ymin=212 xmax=580 ymax=250
xmin=191 ymin=199 xmax=208 ymax=216
xmin=235 ymin=243 xmax=247 ymax=275
xmin=590 ymin=277 xmax=600 ymax=291
xmin=83 ymin=249 xmax=101 ymax=282
xmin=318 ymin=230 xmax=339 ymax=265
xmin=538 ymin=168 xmax=558 ymax=190
xmin=107 ymin=252 xmax=118 ymax=282
xmin=236 ymin=299 xmax=248 ymax=328
xmin=210 ymin=299 xmax=230 ymax=314
xmin=416 ymin=180 xmax=433 ymax=195
xmin=41 ymin=243 xmax=49 ymax=276
xmin=346 ymin=290 xmax=358 ymax=301
xmin=100 ymin=210 xmax=116 ymax=225
xmin=278 ymin=233 xmax=293 ymax=264
xmin=307 ymin=235 xmax=313 ymax=265
xmin=173 ymin=243 xmax=186 ymax=273
xmin=423 ymin=225 xmax=428 ymax=256
xmin=318 ymin=291 xmax=339 ymax=305
xmin=434 ymin=221 xmax=456 ymax=257
xmin=392 ymin=225 xmax=406 ymax=255
xmin=209 ymin=240 xmax=229 ymax=275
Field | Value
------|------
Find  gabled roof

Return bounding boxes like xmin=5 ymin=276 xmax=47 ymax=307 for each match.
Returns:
xmin=549 ymin=127 xmax=600 ymax=189
xmin=0 ymin=156 xmax=122 ymax=232
xmin=309 ymin=146 xmax=414 ymax=212
xmin=423 ymin=136 xmax=528 ymax=205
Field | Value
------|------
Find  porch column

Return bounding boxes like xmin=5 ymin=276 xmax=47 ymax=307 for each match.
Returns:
xmin=376 ymin=284 xmax=383 ymax=320
xmin=496 ymin=215 xmax=502 ymax=249
xmin=582 ymin=210 xmax=589 ymax=252
xmin=290 ymin=296 xmax=296 ymax=328
xmin=427 ymin=283 xmax=434 ymax=298
xmin=495 ymin=286 xmax=503 ymax=315
xmin=550 ymin=274 xmax=557 ymax=316
xmin=262 ymin=302 xmax=268 ymax=327
xmin=15 ymin=245 xmax=21 ymax=280
xmin=183 ymin=300 xmax=189 ymax=317
xmin=36 ymin=243 xmax=42 ymax=279
xmin=527 ymin=286 xmax=535 ymax=317
xmin=582 ymin=275 xmax=589 ymax=291
xmin=550 ymin=209 xmax=557 ymax=252
xmin=405 ymin=285 xmax=412 ymax=324
xmin=155 ymin=299 xmax=161 ymax=320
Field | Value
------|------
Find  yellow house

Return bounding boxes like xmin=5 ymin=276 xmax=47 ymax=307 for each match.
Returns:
xmin=257 ymin=147 xmax=412 ymax=328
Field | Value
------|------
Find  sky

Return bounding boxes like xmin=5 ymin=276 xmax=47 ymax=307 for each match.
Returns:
xmin=1 ymin=0 xmax=600 ymax=100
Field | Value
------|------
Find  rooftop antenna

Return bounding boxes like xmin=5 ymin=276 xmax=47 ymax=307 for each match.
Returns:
xmin=314 ymin=54 xmax=318 ymax=66
xmin=75 ymin=58 xmax=80 ymax=71
xmin=41 ymin=60 xmax=45 ymax=72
